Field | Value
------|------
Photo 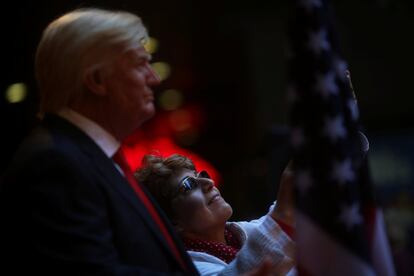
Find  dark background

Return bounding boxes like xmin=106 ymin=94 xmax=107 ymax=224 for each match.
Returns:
xmin=1 ymin=0 xmax=413 ymax=274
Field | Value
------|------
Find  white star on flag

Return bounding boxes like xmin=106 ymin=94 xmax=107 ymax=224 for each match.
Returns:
xmin=333 ymin=58 xmax=348 ymax=82
xmin=296 ymin=170 xmax=313 ymax=196
xmin=298 ymin=0 xmax=322 ymax=13
xmin=291 ymin=127 xmax=306 ymax=149
xmin=315 ymin=71 xmax=338 ymax=99
xmin=338 ymin=203 xmax=363 ymax=231
xmin=331 ymin=158 xmax=355 ymax=185
xmin=308 ymin=28 xmax=330 ymax=55
xmin=347 ymin=99 xmax=359 ymax=121
xmin=323 ymin=115 xmax=347 ymax=142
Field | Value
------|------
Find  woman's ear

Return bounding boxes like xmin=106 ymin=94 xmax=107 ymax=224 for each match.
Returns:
xmin=83 ymin=67 xmax=107 ymax=96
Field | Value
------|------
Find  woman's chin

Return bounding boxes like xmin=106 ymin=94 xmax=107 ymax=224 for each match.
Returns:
xmin=220 ymin=203 xmax=233 ymax=221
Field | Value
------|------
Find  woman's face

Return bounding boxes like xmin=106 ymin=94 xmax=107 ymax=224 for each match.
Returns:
xmin=170 ymin=168 xmax=233 ymax=239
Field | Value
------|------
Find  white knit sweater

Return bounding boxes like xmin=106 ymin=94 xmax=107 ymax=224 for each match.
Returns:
xmin=187 ymin=207 xmax=296 ymax=275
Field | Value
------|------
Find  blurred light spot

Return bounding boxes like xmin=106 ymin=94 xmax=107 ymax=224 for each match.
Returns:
xmin=159 ymin=89 xmax=183 ymax=111
xmin=151 ymin=62 xmax=171 ymax=81
xmin=143 ymin=37 xmax=159 ymax=54
xmin=5 ymin=83 xmax=27 ymax=103
xmin=169 ymin=109 xmax=191 ymax=132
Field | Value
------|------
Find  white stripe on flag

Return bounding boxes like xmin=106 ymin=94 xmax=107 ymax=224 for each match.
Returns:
xmin=297 ymin=212 xmax=376 ymax=276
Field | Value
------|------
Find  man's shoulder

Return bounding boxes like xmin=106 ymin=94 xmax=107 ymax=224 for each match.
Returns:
xmin=13 ymin=122 xmax=78 ymax=160
xmin=6 ymin=117 xmax=102 ymax=176
xmin=0 ymin=118 xmax=110 ymax=194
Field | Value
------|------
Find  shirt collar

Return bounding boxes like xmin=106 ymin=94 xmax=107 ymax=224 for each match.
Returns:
xmin=57 ymin=108 xmax=120 ymax=158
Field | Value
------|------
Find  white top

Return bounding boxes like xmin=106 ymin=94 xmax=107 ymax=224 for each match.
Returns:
xmin=188 ymin=206 xmax=296 ymax=276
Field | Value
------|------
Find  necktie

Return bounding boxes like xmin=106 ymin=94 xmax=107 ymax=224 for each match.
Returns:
xmin=112 ymin=148 xmax=187 ymax=271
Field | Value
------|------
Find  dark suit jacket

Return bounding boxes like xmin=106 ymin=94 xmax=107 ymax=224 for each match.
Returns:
xmin=0 ymin=114 xmax=198 ymax=275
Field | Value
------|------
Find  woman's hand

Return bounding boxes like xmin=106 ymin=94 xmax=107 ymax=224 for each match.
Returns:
xmin=272 ymin=161 xmax=295 ymax=227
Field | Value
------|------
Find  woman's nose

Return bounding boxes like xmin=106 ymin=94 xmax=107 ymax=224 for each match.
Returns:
xmin=200 ymin=178 xmax=214 ymax=193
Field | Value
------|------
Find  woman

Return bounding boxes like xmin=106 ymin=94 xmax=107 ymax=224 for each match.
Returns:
xmin=135 ymin=154 xmax=295 ymax=275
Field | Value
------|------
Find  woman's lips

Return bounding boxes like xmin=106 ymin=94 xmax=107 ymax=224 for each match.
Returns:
xmin=208 ymin=194 xmax=221 ymax=205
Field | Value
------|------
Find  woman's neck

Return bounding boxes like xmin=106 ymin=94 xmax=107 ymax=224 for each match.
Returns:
xmin=182 ymin=226 xmax=226 ymax=244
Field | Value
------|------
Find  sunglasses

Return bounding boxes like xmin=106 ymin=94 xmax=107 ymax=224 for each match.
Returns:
xmin=172 ymin=170 xmax=211 ymax=198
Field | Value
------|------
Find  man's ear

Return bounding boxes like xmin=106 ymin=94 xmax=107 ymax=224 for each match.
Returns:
xmin=83 ymin=67 xmax=107 ymax=96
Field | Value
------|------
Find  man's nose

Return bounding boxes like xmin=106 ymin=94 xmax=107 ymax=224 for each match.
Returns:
xmin=147 ymin=64 xmax=161 ymax=86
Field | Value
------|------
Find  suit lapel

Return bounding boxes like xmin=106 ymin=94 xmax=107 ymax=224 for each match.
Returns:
xmin=42 ymin=114 xmax=187 ymax=267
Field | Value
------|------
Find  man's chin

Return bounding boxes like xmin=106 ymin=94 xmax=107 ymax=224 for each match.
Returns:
xmin=139 ymin=105 xmax=156 ymax=123
xmin=146 ymin=105 xmax=156 ymax=119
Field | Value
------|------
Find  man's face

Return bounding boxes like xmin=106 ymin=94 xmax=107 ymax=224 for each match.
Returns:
xmin=103 ymin=46 xmax=160 ymax=139
xmin=170 ymin=168 xmax=233 ymax=240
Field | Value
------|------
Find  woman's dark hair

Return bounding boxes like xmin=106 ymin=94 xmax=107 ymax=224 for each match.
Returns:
xmin=135 ymin=154 xmax=195 ymax=219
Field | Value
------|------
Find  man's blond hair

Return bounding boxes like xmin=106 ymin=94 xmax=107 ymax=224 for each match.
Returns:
xmin=35 ymin=8 xmax=148 ymax=115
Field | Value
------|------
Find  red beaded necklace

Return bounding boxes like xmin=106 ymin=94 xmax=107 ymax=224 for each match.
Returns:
xmin=182 ymin=227 xmax=242 ymax=263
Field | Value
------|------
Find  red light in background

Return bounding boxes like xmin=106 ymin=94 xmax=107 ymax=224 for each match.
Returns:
xmin=123 ymin=136 xmax=221 ymax=186
xmin=122 ymin=104 xmax=220 ymax=186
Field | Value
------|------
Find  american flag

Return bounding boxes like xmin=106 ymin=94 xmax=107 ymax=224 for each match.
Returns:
xmin=286 ymin=0 xmax=396 ymax=275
